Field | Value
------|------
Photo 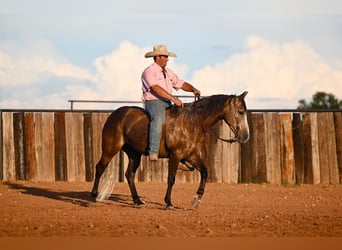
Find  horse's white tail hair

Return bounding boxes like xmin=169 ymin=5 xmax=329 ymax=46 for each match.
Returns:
xmin=96 ymin=163 xmax=116 ymax=202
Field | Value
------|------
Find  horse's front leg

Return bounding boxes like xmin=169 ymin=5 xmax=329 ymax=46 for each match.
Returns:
xmin=192 ymin=161 xmax=208 ymax=208
xmin=164 ymin=155 xmax=179 ymax=210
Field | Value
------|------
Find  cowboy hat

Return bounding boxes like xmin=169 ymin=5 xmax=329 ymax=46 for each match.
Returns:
xmin=144 ymin=44 xmax=177 ymax=58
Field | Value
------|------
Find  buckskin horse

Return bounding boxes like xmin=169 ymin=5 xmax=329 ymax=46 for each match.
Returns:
xmin=91 ymin=91 xmax=249 ymax=210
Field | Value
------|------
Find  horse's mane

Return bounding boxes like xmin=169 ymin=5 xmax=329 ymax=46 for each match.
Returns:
xmin=167 ymin=94 xmax=235 ymax=122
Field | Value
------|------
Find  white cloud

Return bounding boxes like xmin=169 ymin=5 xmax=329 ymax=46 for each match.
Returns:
xmin=192 ymin=35 xmax=342 ymax=108
xmin=0 ymin=38 xmax=92 ymax=87
xmin=91 ymin=41 xmax=190 ymax=101
xmin=1 ymin=36 xmax=341 ymax=109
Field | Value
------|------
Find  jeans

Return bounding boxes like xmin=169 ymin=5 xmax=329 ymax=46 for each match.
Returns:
xmin=145 ymin=99 xmax=171 ymax=155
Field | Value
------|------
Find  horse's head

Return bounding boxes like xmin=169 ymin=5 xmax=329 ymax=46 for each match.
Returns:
xmin=223 ymin=91 xmax=250 ymax=143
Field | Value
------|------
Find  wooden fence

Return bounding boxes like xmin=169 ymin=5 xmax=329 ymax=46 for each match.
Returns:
xmin=0 ymin=110 xmax=341 ymax=185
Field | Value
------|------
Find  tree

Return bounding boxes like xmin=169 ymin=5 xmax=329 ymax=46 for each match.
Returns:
xmin=297 ymin=91 xmax=342 ymax=110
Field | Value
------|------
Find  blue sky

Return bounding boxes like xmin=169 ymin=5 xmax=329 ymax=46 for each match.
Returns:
xmin=1 ymin=0 xmax=341 ymax=109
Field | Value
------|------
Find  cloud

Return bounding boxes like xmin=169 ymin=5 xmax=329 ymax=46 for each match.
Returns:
xmin=91 ymin=41 xmax=190 ymax=101
xmin=1 ymin=36 xmax=341 ymax=109
xmin=0 ymin=38 xmax=92 ymax=87
xmin=191 ymin=35 xmax=342 ymax=108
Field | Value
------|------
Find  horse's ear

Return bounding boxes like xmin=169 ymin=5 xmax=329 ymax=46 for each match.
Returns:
xmin=239 ymin=91 xmax=248 ymax=99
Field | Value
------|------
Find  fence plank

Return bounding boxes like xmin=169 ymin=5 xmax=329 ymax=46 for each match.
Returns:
xmin=264 ymin=113 xmax=281 ymax=184
xmin=317 ymin=113 xmax=330 ymax=184
xmin=252 ymin=113 xmax=267 ymax=183
xmin=227 ymin=129 xmax=240 ymax=184
xmin=303 ymin=113 xmax=320 ymax=184
xmin=293 ymin=113 xmax=305 ymax=184
xmin=91 ymin=112 xmax=112 ymax=182
xmin=240 ymin=111 xmax=253 ymax=183
xmin=24 ymin=113 xmax=36 ymax=180
xmin=138 ymin=155 xmax=150 ymax=182
xmin=34 ymin=113 xmax=56 ymax=181
xmin=65 ymin=112 xmax=86 ymax=181
xmin=74 ymin=113 xmax=86 ymax=181
xmin=42 ymin=113 xmax=55 ymax=181
xmin=280 ymin=114 xmax=295 ymax=185
xmin=54 ymin=112 xmax=67 ymax=181
xmin=325 ymin=113 xmax=339 ymax=184
xmin=2 ymin=112 xmax=15 ymax=180
xmin=334 ymin=112 xmax=342 ymax=183
xmin=83 ymin=113 xmax=94 ymax=181
xmin=13 ymin=112 xmax=25 ymax=180
xmin=0 ymin=111 xmax=2 ymax=180
xmin=206 ymin=123 xmax=220 ymax=182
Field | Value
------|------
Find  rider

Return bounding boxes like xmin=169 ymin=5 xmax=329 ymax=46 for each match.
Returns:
xmin=142 ymin=44 xmax=201 ymax=161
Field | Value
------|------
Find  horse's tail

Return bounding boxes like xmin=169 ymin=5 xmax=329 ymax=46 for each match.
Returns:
xmin=95 ymin=162 xmax=116 ymax=202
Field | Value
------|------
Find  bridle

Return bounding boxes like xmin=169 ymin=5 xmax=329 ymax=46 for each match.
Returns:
xmin=194 ymin=95 xmax=241 ymax=144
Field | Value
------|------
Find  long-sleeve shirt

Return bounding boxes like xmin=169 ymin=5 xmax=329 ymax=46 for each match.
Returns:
xmin=141 ymin=62 xmax=184 ymax=101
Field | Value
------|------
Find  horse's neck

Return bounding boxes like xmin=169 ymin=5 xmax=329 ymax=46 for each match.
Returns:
xmin=201 ymin=111 xmax=224 ymax=131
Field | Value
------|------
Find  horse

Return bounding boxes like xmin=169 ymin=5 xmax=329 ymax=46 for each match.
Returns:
xmin=90 ymin=91 xmax=250 ymax=210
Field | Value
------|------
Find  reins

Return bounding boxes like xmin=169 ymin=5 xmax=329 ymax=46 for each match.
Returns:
xmin=208 ymin=128 xmax=238 ymax=144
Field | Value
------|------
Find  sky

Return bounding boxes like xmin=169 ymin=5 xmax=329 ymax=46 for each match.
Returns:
xmin=0 ymin=0 xmax=341 ymax=110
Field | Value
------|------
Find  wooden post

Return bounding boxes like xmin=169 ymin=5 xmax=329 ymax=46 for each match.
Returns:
xmin=139 ymin=155 xmax=151 ymax=182
xmin=2 ymin=112 xmax=15 ymax=180
xmin=206 ymin=122 xmax=220 ymax=182
xmin=240 ymin=111 xmax=253 ymax=183
xmin=320 ymin=112 xmax=339 ymax=184
xmin=303 ymin=113 xmax=320 ymax=184
xmin=280 ymin=114 xmax=295 ymax=185
xmin=65 ymin=112 xmax=86 ymax=181
xmin=24 ymin=113 xmax=36 ymax=180
xmin=13 ymin=112 xmax=25 ymax=180
xmin=0 ymin=111 xmax=3 ymax=180
xmin=73 ymin=112 xmax=86 ymax=181
xmin=251 ymin=113 xmax=267 ymax=183
xmin=334 ymin=112 xmax=342 ymax=183
xmin=83 ymin=113 xmax=94 ymax=181
xmin=226 ymin=128 xmax=240 ymax=184
xmin=293 ymin=113 xmax=305 ymax=184
xmin=264 ymin=112 xmax=281 ymax=184
xmin=327 ymin=112 xmax=339 ymax=184
xmin=33 ymin=113 xmax=55 ymax=181
xmin=54 ymin=112 xmax=67 ymax=181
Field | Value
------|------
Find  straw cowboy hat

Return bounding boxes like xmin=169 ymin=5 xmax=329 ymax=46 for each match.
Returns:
xmin=144 ymin=44 xmax=177 ymax=58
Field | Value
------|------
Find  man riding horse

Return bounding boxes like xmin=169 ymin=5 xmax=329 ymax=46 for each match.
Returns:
xmin=141 ymin=45 xmax=201 ymax=161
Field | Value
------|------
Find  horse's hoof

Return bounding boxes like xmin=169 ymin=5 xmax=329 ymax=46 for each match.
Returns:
xmin=165 ymin=205 xmax=175 ymax=211
xmin=134 ymin=201 xmax=146 ymax=208
xmin=85 ymin=201 xmax=96 ymax=207
xmin=191 ymin=197 xmax=201 ymax=209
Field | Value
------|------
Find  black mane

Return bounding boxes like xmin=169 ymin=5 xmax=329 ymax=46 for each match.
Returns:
xmin=168 ymin=94 xmax=234 ymax=116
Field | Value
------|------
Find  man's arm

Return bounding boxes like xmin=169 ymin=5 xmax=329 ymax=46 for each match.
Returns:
xmin=150 ymin=85 xmax=183 ymax=107
xmin=181 ymin=82 xmax=201 ymax=96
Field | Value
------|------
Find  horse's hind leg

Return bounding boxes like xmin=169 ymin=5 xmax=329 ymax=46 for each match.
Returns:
xmin=124 ymin=147 xmax=144 ymax=207
xmin=90 ymin=152 xmax=114 ymax=201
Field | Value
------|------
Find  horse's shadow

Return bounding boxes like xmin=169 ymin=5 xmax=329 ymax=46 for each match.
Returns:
xmin=5 ymin=182 xmax=130 ymax=207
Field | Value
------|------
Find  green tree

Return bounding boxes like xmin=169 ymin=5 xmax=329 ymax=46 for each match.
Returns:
xmin=297 ymin=91 xmax=342 ymax=110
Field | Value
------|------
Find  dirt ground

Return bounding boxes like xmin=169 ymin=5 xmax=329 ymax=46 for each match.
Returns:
xmin=0 ymin=181 xmax=342 ymax=237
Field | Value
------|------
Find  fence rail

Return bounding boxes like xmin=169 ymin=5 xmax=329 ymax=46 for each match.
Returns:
xmin=1 ymin=109 xmax=341 ymax=184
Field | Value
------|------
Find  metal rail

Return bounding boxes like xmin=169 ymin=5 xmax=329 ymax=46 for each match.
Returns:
xmin=67 ymin=95 xmax=199 ymax=111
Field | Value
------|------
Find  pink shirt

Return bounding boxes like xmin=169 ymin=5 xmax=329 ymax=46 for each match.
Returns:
xmin=141 ymin=62 xmax=185 ymax=101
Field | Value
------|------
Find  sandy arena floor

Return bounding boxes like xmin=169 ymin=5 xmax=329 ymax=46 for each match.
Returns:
xmin=0 ymin=181 xmax=341 ymax=237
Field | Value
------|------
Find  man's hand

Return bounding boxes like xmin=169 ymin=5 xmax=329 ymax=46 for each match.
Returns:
xmin=193 ymin=88 xmax=201 ymax=97
xmin=173 ymin=97 xmax=184 ymax=107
